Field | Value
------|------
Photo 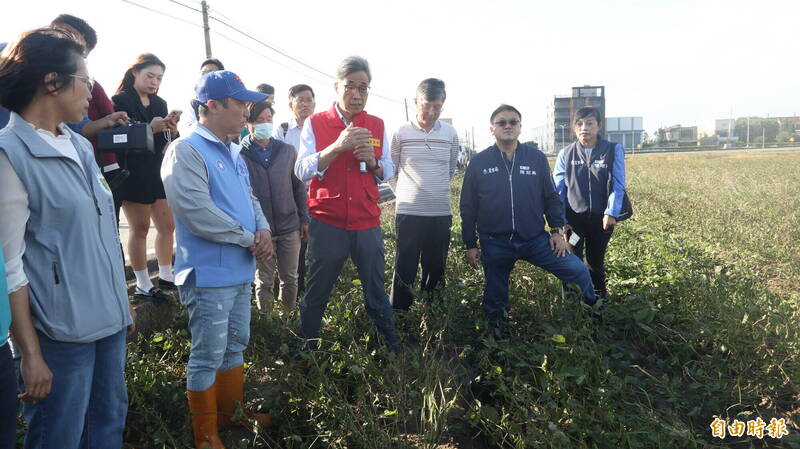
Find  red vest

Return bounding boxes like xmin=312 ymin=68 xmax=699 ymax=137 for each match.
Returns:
xmin=308 ymin=103 xmax=384 ymax=230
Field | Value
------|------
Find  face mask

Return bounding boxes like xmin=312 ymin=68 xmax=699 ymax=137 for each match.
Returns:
xmin=252 ymin=122 xmax=273 ymax=140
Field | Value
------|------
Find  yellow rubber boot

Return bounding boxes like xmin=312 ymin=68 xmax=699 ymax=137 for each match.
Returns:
xmin=215 ymin=364 xmax=272 ymax=429
xmin=187 ymin=384 xmax=226 ymax=449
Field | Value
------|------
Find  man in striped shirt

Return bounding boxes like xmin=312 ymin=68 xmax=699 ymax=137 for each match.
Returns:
xmin=389 ymin=78 xmax=460 ymax=310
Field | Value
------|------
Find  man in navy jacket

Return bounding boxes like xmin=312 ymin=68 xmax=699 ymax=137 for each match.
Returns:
xmin=460 ymin=105 xmax=596 ymax=335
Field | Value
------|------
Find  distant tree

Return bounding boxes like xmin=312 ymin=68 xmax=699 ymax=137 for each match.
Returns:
xmin=521 ymin=140 xmax=539 ymax=150
xmin=776 ymin=130 xmax=794 ymax=143
xmin=641 ymin=131 xmax=651 ymax=147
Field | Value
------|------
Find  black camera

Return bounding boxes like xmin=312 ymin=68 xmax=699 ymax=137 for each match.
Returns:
xmin=97 ymin=122 xmax=154 ymax=153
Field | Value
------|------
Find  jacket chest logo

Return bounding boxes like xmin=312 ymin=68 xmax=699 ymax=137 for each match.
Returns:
xmin=482 ymin=166 xmax=500 ymax=175
xmin=368 ymin=137 xmax=381 ymax=147
xmin=216 ymin=160 xmax=226 ymax=171
xmin=571 ymin=160 xmax=585 ymax=166
xmin=518 ymin=165 xmax=536 ymax=176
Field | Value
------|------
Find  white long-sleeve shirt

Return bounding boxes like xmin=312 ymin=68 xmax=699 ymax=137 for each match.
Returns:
xmin=294 ymin=106 xmax=394 ymax=183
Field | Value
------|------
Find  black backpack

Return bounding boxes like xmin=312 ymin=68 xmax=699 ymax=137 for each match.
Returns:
xmin=604 ymin=142 xmax=633 ymax=221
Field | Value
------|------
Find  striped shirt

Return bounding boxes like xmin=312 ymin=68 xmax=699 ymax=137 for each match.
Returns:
xmin=390 ymin=120 xmax=459 ymax=216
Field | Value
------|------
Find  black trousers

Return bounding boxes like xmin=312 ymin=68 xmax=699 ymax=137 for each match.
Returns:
xmin=390 ymin=214 xmax=452 ymax=310
xmin=566 ymin=209 xmax=613 ymax=298
xmin=297 ymin=239 xmax=308 ymax=293
xmin=0 ymin=343 xmax=16 ymax=449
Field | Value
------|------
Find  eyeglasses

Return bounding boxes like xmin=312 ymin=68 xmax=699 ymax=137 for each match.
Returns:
xmin=291 ymin=97 xmax=315 ymax=104
xmin=342 ymin=83 xmax=370 ymax=95
xmin=69 ymin=74 xmax=95 ymax=91
xmin=493 ymin=119 xmax=520 ymax=127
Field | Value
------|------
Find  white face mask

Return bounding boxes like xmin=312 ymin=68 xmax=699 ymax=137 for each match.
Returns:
xmin=252 ymin=122 xmax=272 ymax=140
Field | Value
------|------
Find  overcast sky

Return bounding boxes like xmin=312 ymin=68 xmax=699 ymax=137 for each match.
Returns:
xmin=2 ymin=0 xmax=798 ymax=148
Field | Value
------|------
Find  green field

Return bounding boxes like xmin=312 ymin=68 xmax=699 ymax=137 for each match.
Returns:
xmin=120 ymin=150 xmax=800 ymax=448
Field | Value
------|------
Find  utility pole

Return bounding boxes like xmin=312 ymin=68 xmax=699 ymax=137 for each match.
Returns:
xmin=201 ymin=0 xmax=212 ymax=58
xmin=403 ymin=98 xmax=409 ymax=122
xmin=762 ymin=127 xmax=765 ymax=149
xmin=728 ymin=107 xmax=733 ymax=146
xmin=471 ymin=126 xmax=475 ymax=155
xmin=746 ymin=117 xmax=750 ymax=147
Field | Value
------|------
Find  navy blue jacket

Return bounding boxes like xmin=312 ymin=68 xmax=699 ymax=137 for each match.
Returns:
xmin=553 ymin=139 xmax=626 ymax=218
xmin=460 ymin=143 xmax=565 ymax=249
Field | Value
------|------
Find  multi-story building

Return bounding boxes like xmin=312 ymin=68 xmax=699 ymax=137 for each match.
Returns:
xmin=657 ymin=125 xmax=698 ymax=146
xmin=546 ymin=85 xmax=605 ymax=152
xmin=605 ymin=117 xmax=644 ymax=149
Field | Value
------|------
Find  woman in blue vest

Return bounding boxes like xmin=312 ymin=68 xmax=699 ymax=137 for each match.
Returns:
xmin=0 ymin=28 xmax=134 ymax=449
xmin=553 ymin=106 xmax=627 ymax=300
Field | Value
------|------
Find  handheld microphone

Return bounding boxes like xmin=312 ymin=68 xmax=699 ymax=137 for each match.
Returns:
xmin=359 ymin=161 xmax=367 ymax=173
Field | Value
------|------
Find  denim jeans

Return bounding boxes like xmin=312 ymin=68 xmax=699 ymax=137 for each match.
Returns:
xmin=479 ymin=232 xmax=596 ymax=320
xmin=20 ymin=329 xmax=128 ymax=449
xmin=178 ymin=271 xmax=251 ymax=391
xmin=300 ymin=219 xmax=398 ymax=350
xmin=0 ymin=343 xmax=16 ymax=449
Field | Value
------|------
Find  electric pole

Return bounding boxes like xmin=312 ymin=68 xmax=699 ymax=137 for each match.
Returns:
xmin=746 ymin=117 xmax=750 ymax=147
xmin=403 ymin=98 xmax=409 ymax=122
xmin=201 ymin=0 xmax=212 ymax=58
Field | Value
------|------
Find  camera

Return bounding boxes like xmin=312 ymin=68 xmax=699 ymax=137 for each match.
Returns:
xmin=97 ymin=122 xmax=154 ymax=153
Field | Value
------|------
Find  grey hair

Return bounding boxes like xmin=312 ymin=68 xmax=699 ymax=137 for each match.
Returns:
xmin=336 ymin=56 xmax=371 ymax=82
xmin=416 ymin=78 xmax=446 ymax=101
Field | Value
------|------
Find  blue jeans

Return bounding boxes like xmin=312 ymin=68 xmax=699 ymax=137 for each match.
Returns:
xmin=479 ymin=232 xmax=596 ymax=320
xmin=300 ymin=219 xmax=398 ymax=350
xmin=20 ymin=329 xmax=128 ymax=449
xmin=178 ymin=272 xmax=251 ymax=391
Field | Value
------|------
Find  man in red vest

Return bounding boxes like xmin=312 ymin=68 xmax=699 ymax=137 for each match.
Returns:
xmin=294 ymin=56 xmax=398 ymax=352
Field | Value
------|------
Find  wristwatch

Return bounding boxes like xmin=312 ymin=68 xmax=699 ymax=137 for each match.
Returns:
xmin=371 ymin=158 xmax=381 ymax=171
xmin=550 ymin=228 xmax=565 ymax=236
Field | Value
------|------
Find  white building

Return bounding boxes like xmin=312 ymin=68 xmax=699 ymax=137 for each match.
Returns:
xmin=605 ymin=116 xmax=644 ymax=149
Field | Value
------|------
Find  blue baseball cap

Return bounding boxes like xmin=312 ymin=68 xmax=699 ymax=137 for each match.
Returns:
xmin=194 ymin=70 xmax=267 ymax=104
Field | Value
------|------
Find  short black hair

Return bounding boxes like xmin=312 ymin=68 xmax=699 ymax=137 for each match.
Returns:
xmin=51 ymin=14 xmax=97 ymax=52
xmin=490 ymin=104 xmax=522 ymax=124
xmin=256 ymin=83 xmax=274 ymax=96
xmin=200 ymin=58 xmax=224 ymax=71
xmin=289 ymin=84 xmax=314 ymax=100
xmin=0 ymin=28 xmax=85 ymax=113
xmin=247 ymin=100 xmax=274 ymax=123
xmin=416 ymin=78 xmax=446 ymax=101
xmin=574 ymin=106 xmax=602 ymax=124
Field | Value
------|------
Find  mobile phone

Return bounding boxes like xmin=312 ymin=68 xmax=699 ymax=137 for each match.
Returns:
xmin=568 ymin=231 xmax=580 ymax=246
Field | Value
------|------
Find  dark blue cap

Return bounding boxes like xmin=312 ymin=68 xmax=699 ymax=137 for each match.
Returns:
xmin=194 ymin=70 xmax=267 ymax=104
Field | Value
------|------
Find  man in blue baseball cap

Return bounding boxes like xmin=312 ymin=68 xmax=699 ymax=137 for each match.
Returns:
xmin=161 ymin=70 xmax=274 ymax=448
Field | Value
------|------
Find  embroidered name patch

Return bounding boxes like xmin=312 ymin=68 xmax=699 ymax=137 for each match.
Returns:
xmin=368 ymin=137 xmax=381 ymax=147
xmin=482 ymin=167 xmax=500 ymax=175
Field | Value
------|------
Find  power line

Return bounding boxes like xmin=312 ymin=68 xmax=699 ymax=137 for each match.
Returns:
xmin=121 ymin=0 xmax=203 ymax=28
xmin=210 ymin=30 xmax=333 ymax=86
xmin=209 ymin=15 xmax=335 ymax=81
xmin=168 ymin=0 xmax=202 ymax=13
xmin=207 ymin=14 xmax=405 ymax=105
xmin=123 ymin=0 xmax=405 ymax=105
